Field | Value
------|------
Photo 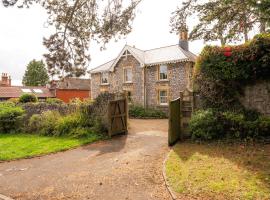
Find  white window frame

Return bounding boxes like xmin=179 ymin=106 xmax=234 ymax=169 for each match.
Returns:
xmin=101 ymin=72 xmax=109 ymax=85
xmin=124 ymin=67 xmax=133 ymax=83
xmin=159 ymin=90 xmax=168 ymax=106
xmin=159 ymin=65 xmax=168 ymax=80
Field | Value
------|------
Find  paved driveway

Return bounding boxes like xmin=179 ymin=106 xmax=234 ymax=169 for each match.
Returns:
xmin=0 ymin=119 xmax=171 ymax=200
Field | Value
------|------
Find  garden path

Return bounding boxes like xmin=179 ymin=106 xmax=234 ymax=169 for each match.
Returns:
xmin=0 ymin=119 xmax=171 ymax=200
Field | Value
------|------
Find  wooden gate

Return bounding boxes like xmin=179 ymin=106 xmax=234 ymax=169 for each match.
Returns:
xmin=108 ymin=98 xmax=128 ymax=137
xmin=168 ymin=98 xmax=182 ymax=146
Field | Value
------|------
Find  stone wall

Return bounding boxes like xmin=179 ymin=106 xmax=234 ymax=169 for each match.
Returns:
xmin=145 ymin=62 xmax=191 ymax=111
xmin=22 ymin=103 xmax=74 ymax=119
xmin=240 ymin=81 xmax=270 ymax=116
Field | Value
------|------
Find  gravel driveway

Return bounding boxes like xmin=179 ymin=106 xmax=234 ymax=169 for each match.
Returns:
xmin=0 ymin=119 xmax=171 ymax=200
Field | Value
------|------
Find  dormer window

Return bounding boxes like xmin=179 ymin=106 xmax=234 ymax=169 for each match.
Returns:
xmin=159 ymin=65 xmax=168 ymax=80
xmin=101 ymin=72 xmax=109 ymax=85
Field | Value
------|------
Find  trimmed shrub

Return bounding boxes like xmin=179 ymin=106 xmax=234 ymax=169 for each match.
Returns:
xmin=0 ymin=102 xmax=25 ymax=133
xmin=19 ymin=94 xmax=38 ymax=103
xmin=46 ymin=98 xmax=63 ymax=104
xmin=129 ymin=105 xmax=167 ymax=119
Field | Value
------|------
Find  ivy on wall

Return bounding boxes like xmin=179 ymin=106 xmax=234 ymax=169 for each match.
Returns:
xmin=194 ymin=33 xmax=270 ymax=111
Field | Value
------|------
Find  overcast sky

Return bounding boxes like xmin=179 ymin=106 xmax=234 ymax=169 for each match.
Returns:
xmin=0 ymin=0 xmax=206 ymax=86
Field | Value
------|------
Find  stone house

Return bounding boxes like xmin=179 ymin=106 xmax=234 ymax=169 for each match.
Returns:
xmin=89 ymin=32 xmax=196 ymax=110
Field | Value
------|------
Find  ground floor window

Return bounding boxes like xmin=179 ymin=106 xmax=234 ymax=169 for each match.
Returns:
xmin=159 ymin=90 xmax=168 ymax=105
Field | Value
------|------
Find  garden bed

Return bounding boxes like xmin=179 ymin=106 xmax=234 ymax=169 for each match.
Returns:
xmin=0 ymin=133 xmax=106 ymax=161
xmin=165 ymin=141 xmax=270 ymax=200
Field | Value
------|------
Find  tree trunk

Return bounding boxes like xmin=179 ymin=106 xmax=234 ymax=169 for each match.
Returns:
xmin=260 ymin=19 xmax=266 ymax=33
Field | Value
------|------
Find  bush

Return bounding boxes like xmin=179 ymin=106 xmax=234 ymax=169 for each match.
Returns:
xmin=28 ymin=111 xmax=61 ymax=136
xmin=189 ymin=109 xmax=223 ymax=140
xmin=0 ymin=102 xmax=25 ymax=133
xmin=46 ymin=98 xmax=63 ymax=104
xmin=8 ymin=98 xmax=19 ymax=104
xmin=19 ymin=94 xmax=38 ymax=103
xmin=54 ymin=113 xmax=83 ymax=137
xmin=129 ymin=105 xmax=167 ymax=119
xmin=189 ymin=109 xmax=270 ymax=140
xmin=195 ymin=33 xmax=270 ymax=110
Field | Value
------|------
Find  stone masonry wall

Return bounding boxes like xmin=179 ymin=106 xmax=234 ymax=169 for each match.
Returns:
xmin=240 ymin=81 xmax=270 ymax=116
xmin=145 ymin=62 xmax=191 ymax=111
xmin=91 ymin=55 xmax=144 ymax=105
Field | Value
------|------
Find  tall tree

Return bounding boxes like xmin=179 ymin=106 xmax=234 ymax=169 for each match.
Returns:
xmin=22 ymin=60 xmax=49 ymax=86
xmin=171 ymin=0 xmax=267 ymax=46
xmin=2 ymin=0 xmax=141 ymax=78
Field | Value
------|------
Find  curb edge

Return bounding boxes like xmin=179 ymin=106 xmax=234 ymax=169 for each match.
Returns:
xmin=162 ymin=149 xmax=178 ymax=200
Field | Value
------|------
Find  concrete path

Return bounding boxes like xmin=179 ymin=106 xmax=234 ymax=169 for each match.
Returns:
xmin=0 ymin=119 xmax=171 ymax=200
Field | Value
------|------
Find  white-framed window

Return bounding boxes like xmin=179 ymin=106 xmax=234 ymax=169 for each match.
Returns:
xmin=159 ymin=65 xmax=168 ymax=80
xmin=101 ymin=72 xmax=109 ymax=84
xmin=124 ymin=67 xmax=132 ymax=83
xmin=159 ymin=90 xmax=168 ymax=105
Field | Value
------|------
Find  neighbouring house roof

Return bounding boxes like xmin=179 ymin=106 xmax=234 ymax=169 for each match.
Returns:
xmin=0 ymin=86 xmax=54 ymax=99
xmin=57 ymin=78 xmax=91 ymax=90
xmin=89 ymin=44 xmax=197 ymax=73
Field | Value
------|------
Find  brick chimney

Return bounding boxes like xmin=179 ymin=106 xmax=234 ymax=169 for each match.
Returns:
xmin=1 ymin=73 xmax=11 ymax=87
xmin=179 ymin=27 xmax=189 ymax=51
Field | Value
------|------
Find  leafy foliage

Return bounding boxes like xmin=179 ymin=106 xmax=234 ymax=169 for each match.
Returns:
xmin=19 ymin=93 xmax=38 ymax=103
xmin=46 ymin=98 xmax=63 ymax=104
xmin=1 ymin=0 xmax=141 ymax=78
xmin=171 ymin=0 xmax=268 ymax=45
xmin=189 ymin=109 xmax=270 ymax=140
xmin=195 ymin=33 xmax=270 ymax=110
xmin=22 ymin=60 xmax=49 ymax=86
xmin=129 ymin=105 xmax=167 ymax=119
xmin=0 ymin=102 xmax=25 ymax=133
xmin=28 ymin=110 xmax=61 ymax=136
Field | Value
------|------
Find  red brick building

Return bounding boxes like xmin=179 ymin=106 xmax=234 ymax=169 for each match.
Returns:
xmin=54 ymin=78 xmax=91 ymax=103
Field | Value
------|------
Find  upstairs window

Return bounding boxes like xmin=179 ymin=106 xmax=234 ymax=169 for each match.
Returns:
xmin=101 ymin=72 xmax=109 ymax=84
xmin=124 ymin=67 xmax=132 ymax=83
xmin=159 ymin=65 xmax=168 ymax=80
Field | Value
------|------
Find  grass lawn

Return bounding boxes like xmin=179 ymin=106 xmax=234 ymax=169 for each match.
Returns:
xmin=165 ymin=142 xmax=270 ymax=200
xmin=0 ymin=133 xmax=105 ymax=161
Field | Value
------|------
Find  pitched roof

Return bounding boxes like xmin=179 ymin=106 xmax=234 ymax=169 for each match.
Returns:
xmin=57 ymin=78 xmax=90 ymax=90
xmin=89 ymin=44 xmax=197 ymax=73
xmin=0 ymin=86 xmax=54 ymax=98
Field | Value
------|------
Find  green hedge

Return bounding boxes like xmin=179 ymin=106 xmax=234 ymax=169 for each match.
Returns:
xmin=0 ymin=102 xmax=25 ymax=133
xmin=189 ymin=109 xmax=270 ymax=140
xmin=129 ymin=105 xmax=167 ymax=119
